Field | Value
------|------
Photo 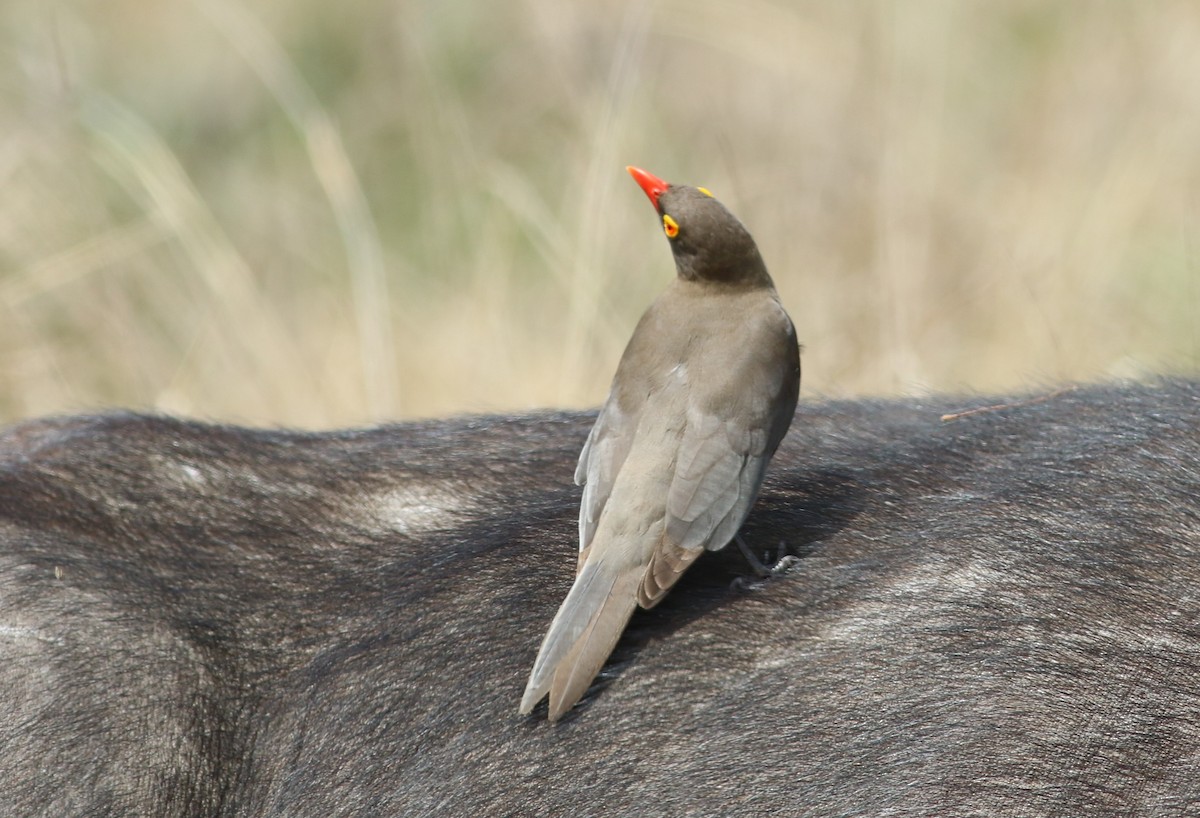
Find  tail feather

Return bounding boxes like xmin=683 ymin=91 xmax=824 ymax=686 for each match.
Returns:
xmin=519 ymin=559 xmax=640 ymax=720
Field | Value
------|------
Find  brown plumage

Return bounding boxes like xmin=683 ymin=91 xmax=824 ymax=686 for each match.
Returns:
xmin=519 ymin=166 xmax=801 ymax=721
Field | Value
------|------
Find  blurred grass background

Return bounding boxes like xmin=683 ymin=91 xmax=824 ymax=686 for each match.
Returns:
xmin=1 ymin=0 xmax=1197 ymax=427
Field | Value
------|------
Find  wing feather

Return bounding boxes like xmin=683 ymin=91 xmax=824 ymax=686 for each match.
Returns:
xmin=575 ymin=402 xmax=636 ymax=552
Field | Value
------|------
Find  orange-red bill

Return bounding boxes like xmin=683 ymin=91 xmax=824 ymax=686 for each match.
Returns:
xmin=626 ymin=166 xmax=669 ymax=210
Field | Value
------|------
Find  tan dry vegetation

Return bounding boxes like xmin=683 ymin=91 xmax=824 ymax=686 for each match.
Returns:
xmin=1 ymin=0 xmax=1197 ymax=427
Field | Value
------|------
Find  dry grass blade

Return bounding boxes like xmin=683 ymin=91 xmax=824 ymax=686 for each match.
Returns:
xmin=191 ymin=0 xmax=397 ymax=419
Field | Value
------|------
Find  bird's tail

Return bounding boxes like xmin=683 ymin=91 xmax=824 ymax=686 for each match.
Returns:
xmin=519 ymin=556 xmax=640 ymax=721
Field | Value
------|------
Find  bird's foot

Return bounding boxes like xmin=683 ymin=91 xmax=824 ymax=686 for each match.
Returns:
xmin=732 ymin=537 xmax=801 ymax=591
xmin=734 ymin=535 xmax=773 ymax=578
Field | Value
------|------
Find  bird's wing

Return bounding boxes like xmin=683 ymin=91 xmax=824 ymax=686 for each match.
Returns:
xmin=575 ymin=399 xmax=636 ymax=559
xmin=639 ymin=413 xmax=770 ymax=608
xmin=664 ymin=406 xmax=771 ymax=550
xmin=647 ymin=306 xmax=799 ymax=606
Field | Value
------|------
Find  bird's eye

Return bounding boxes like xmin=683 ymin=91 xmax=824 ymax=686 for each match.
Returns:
xmin=662 ymin=214 xmax=679 ymax=238
xmin=697 ymin=187 xmax=714 ymax=198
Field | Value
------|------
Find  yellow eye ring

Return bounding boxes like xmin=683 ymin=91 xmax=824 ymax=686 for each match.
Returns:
xmin=663 ymin=214 xmax=679 ymax=238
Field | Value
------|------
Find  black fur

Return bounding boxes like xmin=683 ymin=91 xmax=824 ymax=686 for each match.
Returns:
xmin=2 ymin=380 xmax=1198 ymax=815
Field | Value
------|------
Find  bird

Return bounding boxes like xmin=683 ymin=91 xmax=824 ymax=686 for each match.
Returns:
xmin=519 ymin=166 xmax=801 ymax=722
